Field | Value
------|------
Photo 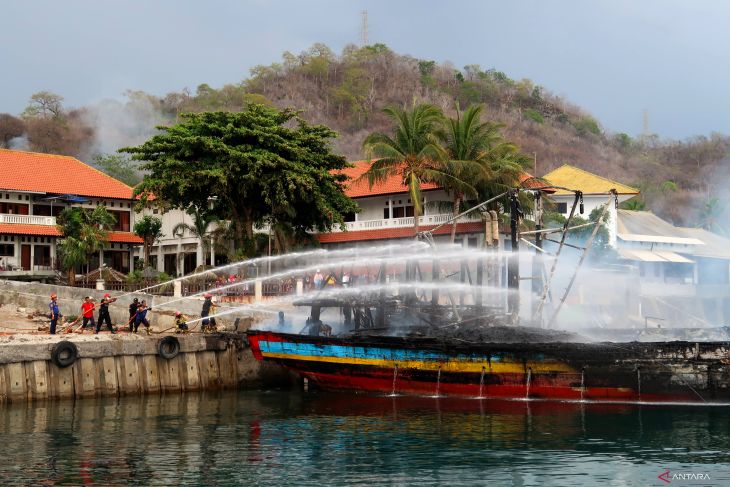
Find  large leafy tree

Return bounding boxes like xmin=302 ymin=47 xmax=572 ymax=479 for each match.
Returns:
xmin=133 ymin=215 xmax=163 ymax=269
xmin=57 ymin=206 xmax=116 ymax=285
xmin=362 ymin=103 xmax=465 ymax=234
xmin=124 ymin=105 xmax=357 ymax=254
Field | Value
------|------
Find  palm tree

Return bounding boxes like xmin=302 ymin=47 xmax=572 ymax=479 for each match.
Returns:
xmin=57 ymin=206 xmax=116 ymax=284
xmin=172 ymin=207 xmax=219 ymax=270
xmin=362 ymin=103 xmax=467 ymax=235
xmin=439 ymin=105 xmax=506 ymax=242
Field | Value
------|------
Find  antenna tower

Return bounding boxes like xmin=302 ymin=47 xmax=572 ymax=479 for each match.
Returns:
xmin=360 ymin=10 xmax=369 ymax=46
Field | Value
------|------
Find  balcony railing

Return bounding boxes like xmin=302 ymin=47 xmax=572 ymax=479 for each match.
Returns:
xmin=332 ymin=213 xmax=481 ymax=233
xmin=0 ymin=214 xmax=56 ymax=226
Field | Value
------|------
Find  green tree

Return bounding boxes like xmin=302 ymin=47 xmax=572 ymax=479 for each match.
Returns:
xmin=125 ymin=105 xmax=357 ymax=253
xmin=94 ymin=154 xmax=141 ymax=186
xmin=172 ymin=206 xmax=219 ymax=270
xmin=133 ymin=215 xmax=163 ymax=269
xmin=56 ymin=206 xmax=116 ymax=284
xmin=362 ymin=103 xmax=455 ymax=234
xmin=22 ymin=91 xmax=64 ymax=119
xmin=439 ymin=105 xmax=504 ymax=242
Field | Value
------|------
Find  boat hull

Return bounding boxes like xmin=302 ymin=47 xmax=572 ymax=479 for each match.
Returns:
xmin=247 ymin=331 xmax=730 ymax=404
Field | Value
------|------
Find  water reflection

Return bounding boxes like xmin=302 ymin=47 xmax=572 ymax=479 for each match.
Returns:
xmin=1 ymin=391 xmax=729 ymax=486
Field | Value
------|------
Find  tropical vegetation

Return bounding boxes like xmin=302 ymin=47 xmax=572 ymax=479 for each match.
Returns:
xmin=56 ymin=206 xmax=116 ymax=285
xmin=125 ymin=104 xmax=358 ymax=255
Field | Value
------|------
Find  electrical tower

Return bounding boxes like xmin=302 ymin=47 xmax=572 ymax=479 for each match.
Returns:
xmin=360 ymin=10 xmax=369 ymax=46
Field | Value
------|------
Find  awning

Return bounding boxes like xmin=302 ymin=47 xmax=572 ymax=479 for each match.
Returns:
xmin=617 ymin=248 xmax=694 ymax=263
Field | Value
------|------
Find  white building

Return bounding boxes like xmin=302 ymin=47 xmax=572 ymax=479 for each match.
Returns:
xmin=317 ymin=160 xmax=542 ymax=248
xmin=542 ymin=164 xmax=639 ymax=246
xmin=0 ymin=149 xmax=142 ymax=280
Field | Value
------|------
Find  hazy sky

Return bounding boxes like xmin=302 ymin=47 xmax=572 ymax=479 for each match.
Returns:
xmin=2 ymin=0 xmax=728 ymax=139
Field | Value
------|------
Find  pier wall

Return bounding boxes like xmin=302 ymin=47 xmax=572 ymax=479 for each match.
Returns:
xmin=0 ymin=334 xmax=291 ymax=403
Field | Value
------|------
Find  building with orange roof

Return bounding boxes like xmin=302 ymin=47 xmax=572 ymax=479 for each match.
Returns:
xmin=0 ymin=149 xmax=143 ymax=280
xmin=317 ymin=160 xmax=546 ymax=248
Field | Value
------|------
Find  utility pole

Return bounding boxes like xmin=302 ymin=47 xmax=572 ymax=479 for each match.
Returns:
xmin=360 ymin=10 xmax=369 ymax=46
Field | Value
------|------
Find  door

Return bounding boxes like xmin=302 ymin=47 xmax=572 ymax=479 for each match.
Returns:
xmin=21 ymin=245 xmax=31 ymax=270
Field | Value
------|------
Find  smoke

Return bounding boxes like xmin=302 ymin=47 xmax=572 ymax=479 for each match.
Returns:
xmin=81 ymin=95 xmax=169 ymax=157
xmin=8 ymin=135 xmax=29 ymax=150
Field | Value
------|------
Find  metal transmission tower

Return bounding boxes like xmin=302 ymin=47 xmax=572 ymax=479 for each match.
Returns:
xmin=360 ymin=10 xmax=369 ymax=46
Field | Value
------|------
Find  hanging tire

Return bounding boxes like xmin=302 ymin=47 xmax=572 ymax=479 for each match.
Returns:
xmin=158 ymin=336 xmax=180 ymax=360
xmin=51 ymin=341 xmax=78 ymax=368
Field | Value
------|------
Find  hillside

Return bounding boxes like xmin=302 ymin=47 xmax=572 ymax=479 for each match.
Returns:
xmin=1 ymin=43 xmax=729 ymax=228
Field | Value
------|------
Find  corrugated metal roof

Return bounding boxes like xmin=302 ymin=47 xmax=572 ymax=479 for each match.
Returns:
xmin=677 ymin=227 xmax=730 ymax=259
xmin=616 ymin=210 xmax=704 ymax=245
xmin=543 ymin=165 xmax=639 ymax=196
xmin=617 ymin=248 xmax=694 ymax=263
xmin=617 ymin=233 xmax=704 ymax=245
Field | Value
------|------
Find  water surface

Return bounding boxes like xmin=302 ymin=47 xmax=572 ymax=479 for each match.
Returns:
xmin=1 ymin=391 xmax=729 ymax=486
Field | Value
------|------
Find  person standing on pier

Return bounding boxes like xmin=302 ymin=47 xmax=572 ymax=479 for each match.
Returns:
xmin=96 ymin=293 xmax=117 ymax=334
xmin=49 ymin=293 xmax=60 ymax=335
xmin=134 ymin=300 xmax=151 ymax=335
xmin=201 ymin=293 xmax=217 ymax=333
xmin=79 ymin=297 xmax=96 ymax=334
xmin=128 ymin=298 xmax=139 ymax=332
xmin=174 ymin=311 xmax=189 ymax=334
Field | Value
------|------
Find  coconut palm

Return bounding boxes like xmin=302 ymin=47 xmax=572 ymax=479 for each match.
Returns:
xmin=362 ymin=103 xmax=471 ymax=234
xmin=439 ymin=105 xmax=506 ymax=242
xmin=57 ymin=206 xmax=116 ymax=284
xmin=172 ymin=207 xmax=220 ymax=270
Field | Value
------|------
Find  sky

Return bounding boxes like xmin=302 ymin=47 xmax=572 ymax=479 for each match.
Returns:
xmin=2 ymin=0 xmax=729 ymax=139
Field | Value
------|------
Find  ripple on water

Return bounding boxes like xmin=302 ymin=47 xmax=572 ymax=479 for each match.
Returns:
xmin=1 ymin=391 xmax=730 ymax=486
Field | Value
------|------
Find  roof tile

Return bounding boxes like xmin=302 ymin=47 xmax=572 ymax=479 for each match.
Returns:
xmin=0 ymin=149 xmax=135 ymax=199
xmin=543 ymin=164 xmax=639 ymax=196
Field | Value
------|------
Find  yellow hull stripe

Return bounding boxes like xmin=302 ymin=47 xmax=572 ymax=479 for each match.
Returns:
xmin=261 ymin=352 xmax=576 ymax=374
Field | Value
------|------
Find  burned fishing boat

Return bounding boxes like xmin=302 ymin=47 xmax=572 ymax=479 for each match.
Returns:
xmin=248 ymin=188 xmax=730 ymax=404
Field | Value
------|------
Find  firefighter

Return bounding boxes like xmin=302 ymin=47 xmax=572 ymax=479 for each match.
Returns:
xmin=79 ymin=297 xmax=96 ymax=334
xmin=174 ymin=311 xmax=189 ymax=334
xmin=201 ymin=294 xmax=217 ymax=333
xmin=49 ymin=293 xmax=60 ymax=335
xmin=134 ymin=300 xmax=151 ymax=335
xmin=128 ymin=298 xmax=139 ymax=332
xmin=96 ymin=293 xmax=117 ymax=334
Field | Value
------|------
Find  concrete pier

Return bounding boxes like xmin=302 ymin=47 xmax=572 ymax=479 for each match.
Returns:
xmin=0 ymin=333 xmax=288 ymax=403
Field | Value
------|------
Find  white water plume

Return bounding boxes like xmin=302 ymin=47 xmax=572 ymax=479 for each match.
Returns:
xmin=153 ymin=246 xmax=514 ymax=311
xmin=122 ymin=241 xmax=430 ymax=296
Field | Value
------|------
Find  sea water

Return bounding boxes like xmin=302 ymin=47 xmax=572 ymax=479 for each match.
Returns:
xmin=1 ymin=390 xmax=729 ymax=486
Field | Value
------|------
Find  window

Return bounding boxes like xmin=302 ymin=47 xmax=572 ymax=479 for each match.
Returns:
xmin=33 ymin=246 xmax=51 ymax=267
xmin=405 ymin=206 xmax=414 ymax=217
xmin=393 ymin=206 xmax=405 ymax=218
xmin=0 ymin=203 xmax=29 ymax=215
xmin=556 ymin=202 xmax=568 ymax=213
xmin=109 ymin=211 xmax=131 ymax=231
xmin=0 ymin=244 xmax=13 ymax=256
xmin=343 ymin=212 xmax=356 ymax=222
xmin=32 ymin=205 xmax=65 ymax=217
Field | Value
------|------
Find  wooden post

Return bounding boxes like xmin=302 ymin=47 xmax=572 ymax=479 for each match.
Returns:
xmin=507 ymin=190 xmax=522 ymax=323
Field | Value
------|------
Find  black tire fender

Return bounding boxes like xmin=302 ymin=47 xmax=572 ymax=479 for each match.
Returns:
xmin=158 ymin=336 xmax=180 ymax=360
xmin=51 ymin=341 xmax=78 ymax=368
